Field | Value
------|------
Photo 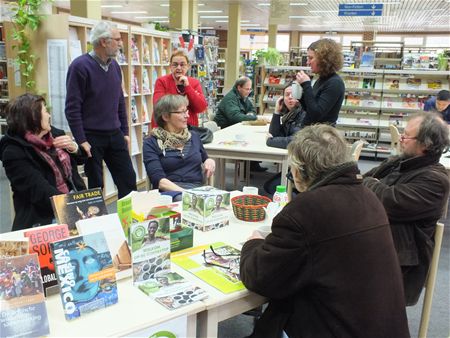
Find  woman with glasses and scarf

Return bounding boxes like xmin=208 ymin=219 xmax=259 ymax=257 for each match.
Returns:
xmin=0 ymin=94 xmax=86 ymax=231
xmin=151 ymin=50 xmax=207 ymax=128
xmin=144 ymin=95 xmax=215 ymax=201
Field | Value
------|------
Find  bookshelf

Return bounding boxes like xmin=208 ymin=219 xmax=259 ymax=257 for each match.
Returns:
xmin=0 ymin=21 xmax=9 ymax=135
xmin=216 ymin=47 xmax=226 ymax=104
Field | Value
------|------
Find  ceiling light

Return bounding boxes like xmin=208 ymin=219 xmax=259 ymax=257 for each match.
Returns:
xmin=290 ymin=2 xmax=308 ymax=5
xmin=241 ymin=20 xmax=250 ymax=23
xmin=111 ymin=11 xmax=148 ymax=14
xmin=153 ymin=20 xmax=169 ymax=23
xmin=309 ymin=10 xmax=336 ymax=13
xmin=199 ymin=15 xmax=228 ymax=18
xmin=199 ymin=26 xmax=214 ymax=29
xmin=198 ymin=10 xmax=223 ymax=13
xmin=101 ymin=5 xmax=123 ymax=8
xmin=160 ymin=4 xmax=169 ymax=7
xmin=215 ymin=20 xmax=228 ymax=22
xmin=257 ymin=3 xmax=271 ymax=6
xmin=289 ymin=15 xmax=320 ymax=19
xmin=241 ymin=23 xmax=261 ymax=27
xmin=135 ymin=16 xmax=168 ymax=19
xmin=198 ymin=3 xmax=206 ymax=6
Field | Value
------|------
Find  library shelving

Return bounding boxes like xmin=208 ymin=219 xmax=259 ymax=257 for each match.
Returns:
xmin=216 ymin=47 xmax=226 ymax=104
xmin=0 ymin=21 xmax=9 ymax=135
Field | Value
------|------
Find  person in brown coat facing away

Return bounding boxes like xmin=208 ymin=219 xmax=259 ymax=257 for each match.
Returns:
xmin=240 ymin=124 xmax=410 ymax=338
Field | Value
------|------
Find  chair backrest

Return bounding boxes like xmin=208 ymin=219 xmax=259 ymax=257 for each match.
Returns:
xmin=389 ymin=124 xmax=401 ymax=155
xmin=418 ymin=222 xmax=445 ymax=338
xmin=350 ymin=140 xmax=365 ymax=161
xmin=204 ymin=121 xmax=220 ymax=133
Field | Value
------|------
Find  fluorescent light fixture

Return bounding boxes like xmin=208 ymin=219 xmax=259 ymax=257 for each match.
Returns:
xmin=135 ymin=16 xmax=168 ymax=19
xmin=111 ymin=11 xmax=147 ymax=14
xmin=257 ymin=3 xmax=271 ymax=6
xmin=241 ymin=20 xmax=250 ymax=23
xmin=160 ymin=4 xmax=169 ymax=6
xmin=199 ymin=26 xmax=214 ymax=29
xmin=241 ymin=23 xmax=261 ymax=27
xmin=198 ymin=3 xmax=206 ymax=6
xmin=198 ymin=10 xmax=223 ymax=13
xmin=215 ymin=20 xmax=228 ymax=22
xmin=101 ymin=5 xmax=123 ymax=8
xmin=289 ymin=15 xmax=320 ymax=19
xmin=154 ymin=20 xmax=169 ymax=23
xmin=309 ymin=10 xmax=336 ymax=13
xmin=200 ymin=15 xmax=228 ymax=18
xmin=290 ymin=2 xmax=308 ymax=5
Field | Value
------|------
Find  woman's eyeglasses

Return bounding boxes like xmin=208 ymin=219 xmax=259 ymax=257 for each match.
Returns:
xmin=202 ymin=245 xmax=240 ymax=271
xmin=170 ymin=109 xmax=189 ymax=115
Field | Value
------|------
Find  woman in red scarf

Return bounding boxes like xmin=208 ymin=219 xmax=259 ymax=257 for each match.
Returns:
xmin=0 ymin=94 xmax=86 ymax=231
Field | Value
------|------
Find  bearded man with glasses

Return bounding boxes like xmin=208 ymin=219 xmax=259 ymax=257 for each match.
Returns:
xmin=363 ymin=111 xmax=450 ymax=306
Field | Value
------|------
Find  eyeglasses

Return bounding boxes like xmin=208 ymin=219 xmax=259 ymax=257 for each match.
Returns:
xmin=170 ymin=109 xmax=189 ymax=115
xmin=202 ymin=246 xmax=240 ymax=271
xmin=400 ymin=134 xmax=417 ymax=141
xmin=171 ymin=62 xmax=188 ymax=68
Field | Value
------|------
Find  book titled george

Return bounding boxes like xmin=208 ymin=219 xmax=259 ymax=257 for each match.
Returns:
xmin=51 ymin=188 xmax=108 ymax=236
xmin=0 ymin=240 xmax=28 ymax=258
xmin=50 ymin=232 xmax=118 ymax=320
xmin=24 ymin=224 xmax=70 ymax=296
xmin=137 ymin=271 xmax=207 ymax=310
xmin=172 ymin=242 xmax=244 ymax=294
xmin=0 ymin=253 xmax=50 ymax=338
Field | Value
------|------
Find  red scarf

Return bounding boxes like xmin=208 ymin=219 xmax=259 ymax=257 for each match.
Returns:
xmin=24 ymin=131 xmax=72 ymax=194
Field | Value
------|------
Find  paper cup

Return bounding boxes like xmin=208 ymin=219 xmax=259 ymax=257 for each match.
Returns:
xmin=243 ymin=186 xmax=258 ymax=195
xmin=291 ymin=82 xmax=303 ymax=100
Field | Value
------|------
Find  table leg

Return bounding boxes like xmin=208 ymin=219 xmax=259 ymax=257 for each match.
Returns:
xmin=280 ymin=159 xmax=289 ymax=187
xmin=197 ymin=308 xmax=219 ymax=338
xmin=186 ymin=313 xmax=197 ymax=338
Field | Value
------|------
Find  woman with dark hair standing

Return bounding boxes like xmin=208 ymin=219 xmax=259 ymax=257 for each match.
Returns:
xmin=0 ymin=94 xmax=86 ymax=231
xmin=295 ymin=38 xmax=345 ymax=126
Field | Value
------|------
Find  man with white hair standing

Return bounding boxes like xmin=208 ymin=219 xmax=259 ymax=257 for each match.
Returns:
xmin=65 ymin=21 xmax=136 ymax=198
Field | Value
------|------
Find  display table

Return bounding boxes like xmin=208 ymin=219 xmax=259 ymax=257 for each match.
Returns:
xmin=204 ymin=122 xmax=289 ymax=188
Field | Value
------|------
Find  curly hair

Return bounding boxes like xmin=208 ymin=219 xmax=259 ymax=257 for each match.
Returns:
xmin=308 ymin=38 xmax=344 ymax=78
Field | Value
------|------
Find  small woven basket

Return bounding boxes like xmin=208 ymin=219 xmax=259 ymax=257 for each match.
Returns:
xmin=231 ymin=195 xmax=272 ymax=222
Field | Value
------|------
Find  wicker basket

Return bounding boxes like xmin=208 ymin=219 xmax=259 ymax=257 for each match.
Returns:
xmin=231 ymin=195 xmax=272 ymax=222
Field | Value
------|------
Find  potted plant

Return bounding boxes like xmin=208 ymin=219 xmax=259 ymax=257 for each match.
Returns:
xmin=253 ymin=48 xmax=283 ymax=66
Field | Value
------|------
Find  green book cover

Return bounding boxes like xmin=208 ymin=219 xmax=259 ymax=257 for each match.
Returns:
xmin=171 ymin=242 xmax=244 ymax=294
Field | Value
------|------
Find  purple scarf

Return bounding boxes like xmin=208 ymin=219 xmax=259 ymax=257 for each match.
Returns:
xmin=24 ymin=131 xmax=72 ymax=194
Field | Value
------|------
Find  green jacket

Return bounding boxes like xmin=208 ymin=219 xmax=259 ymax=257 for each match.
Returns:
xmin=214 ymin=87 xmax=257 ymax=128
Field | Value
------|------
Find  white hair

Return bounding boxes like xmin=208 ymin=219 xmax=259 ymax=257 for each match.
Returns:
xmin=90 ymin=21 xmax=117 ymax=48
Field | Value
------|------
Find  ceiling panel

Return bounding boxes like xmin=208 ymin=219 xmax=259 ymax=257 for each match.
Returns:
xmin=52 ymin=0 xmax=450 ymax=33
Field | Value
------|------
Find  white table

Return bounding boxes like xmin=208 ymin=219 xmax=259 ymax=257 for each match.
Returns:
xmin=204 ymin=123 xmax=289 ymax=188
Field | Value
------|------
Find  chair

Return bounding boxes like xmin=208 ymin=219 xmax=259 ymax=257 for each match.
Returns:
xmin=418 ymin=222 xmax=445 ymax=338
xmin=350 ymin=140 xmax=365 ymax=161
xmin=203 ymin=120 xmax=220 ymax=133
xmin=389 ymin=124 xmax=401 ymax=155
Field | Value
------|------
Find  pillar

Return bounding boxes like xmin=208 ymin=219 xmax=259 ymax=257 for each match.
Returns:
xmin=268 ymin=24 xmax=277 ymax=49
xmin=224 ymin=2 xmax=241 ymax=91
xmin=170 ymin=0 xmax=189 ymax=31
xmin=70 ymin=0 xmax=101 ymax=20
xmin=188 ymin=0 xmax=198 ymax=32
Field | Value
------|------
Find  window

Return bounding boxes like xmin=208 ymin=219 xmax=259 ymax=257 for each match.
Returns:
xmin=342 ymin=35 xmax=363 ymax=47
xmin=240 ymin=34 xmax=268 ymax=51
xmin=276 ymin=34 xmax=290 ymax=52
xmin=403 ymin=37 xmax=424 ymax=46
xmin=426 ymin=35 xmax=450 ymax=48
xmin=301 ymin=34 xmax=321 ymax=48
xmin=322 ymin=35 xmax=341 ymax=44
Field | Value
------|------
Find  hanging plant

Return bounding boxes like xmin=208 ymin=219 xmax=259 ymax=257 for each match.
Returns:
xmin=9 ymin=0 xmax=51 ymax=91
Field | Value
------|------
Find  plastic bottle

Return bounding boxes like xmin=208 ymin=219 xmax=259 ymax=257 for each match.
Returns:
xmin=273 ymin=185 xmax=288 ymax=207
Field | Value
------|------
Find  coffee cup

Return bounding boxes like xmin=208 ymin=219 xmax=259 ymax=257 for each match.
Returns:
xmin=291 ymin=82 xmax=303 ymax=100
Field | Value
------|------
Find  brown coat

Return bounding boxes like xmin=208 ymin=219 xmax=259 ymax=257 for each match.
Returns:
xmin=240 ymin=163 xmax=410 ymax=338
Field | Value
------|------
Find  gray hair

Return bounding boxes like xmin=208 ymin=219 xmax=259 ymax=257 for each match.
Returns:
xmin=412 ymin=112 xmax=449 ymax=157
xmin=90 ymin=21 xmax=117 ymax=48
xmin=288 ymin=124 xmax=350 ymax=185
xmin=234 ymin=76 xmax=251 ymax=88
xmin=154 ymin=94 xmax=189 ymax=127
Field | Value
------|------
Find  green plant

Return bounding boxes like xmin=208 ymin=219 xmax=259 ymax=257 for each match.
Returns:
xmin=10 ymin=0 xmax=51 ymax=91
xmin=253 ymin=48 xmax=283 ymax=66
xmin=154 ymin=22 xmax=169 ymax=32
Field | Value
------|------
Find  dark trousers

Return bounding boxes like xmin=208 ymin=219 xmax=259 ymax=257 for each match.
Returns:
xmin=84 ymin=129 xmax=136 ymax=198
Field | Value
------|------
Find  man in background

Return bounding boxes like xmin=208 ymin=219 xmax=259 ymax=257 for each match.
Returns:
xmin=424 ymin=89 xmax=450 ymax=123
xmin=363 ymin=112 xmax=449 ymax=305
xmin=215 ymin=77 xmax=266 ymax=172
xmin=65 ymin=21 xmax=136 ymax=198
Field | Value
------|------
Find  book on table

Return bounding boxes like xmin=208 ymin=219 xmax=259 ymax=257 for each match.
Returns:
xmin=0 ymin=253 xmax=50 ymax=338
xmin=24 ymin=223 xmax=70 ymax=296
xmin=50 ymin=188 xmax=108 ymax=236
xmin=0 ymin=240 xmax=29 ymax=258
xmin=50 ymin=232 xmax=118 ymax=320
xmin=171 ymin=242 xmax=245 ymax=294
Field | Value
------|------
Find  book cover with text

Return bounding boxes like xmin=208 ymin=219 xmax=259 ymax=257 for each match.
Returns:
xmin=0 ymin=240 xmax=28 ymax=258
xmin=50 ymin=232 xmax=118 ymax=320
xmin=0 ymin=253 xmax=50 ymax=338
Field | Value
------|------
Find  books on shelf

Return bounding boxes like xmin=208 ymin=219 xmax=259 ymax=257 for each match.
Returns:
xmin=172 ymin=242 xmax=244 ymax=294
xmin=142 ymin=69 xmax=151 ymax=94
xmin=153 ymin=40 xmax=160 ymax=64
xmin=76 ymin=213 xmax=132 ymax=280
xmin=24 ymin=224 xmax=70 ymax=296
xmin=360 ymin=52 xmax=375 ymax=69
xmin=0 ymin=240 xmax=28 ymax=258
xmin=345 ymin=94 xmax=361 ymax=106
xmin=427 ymin=80 xmax=442 ymax=90
xmin=386 ymin=78 xmax=400 ymax=89
xmin=361 ymin=95 xmax=380 ymax=108
xmin=137 ymin=271 xmax=207 ymax=310
xmin=406 ymin=78 xmax=421 ymax=89
xmin=143 ymin=41 xmax=151 ymax=64
xmin=131 ymin=97 xmax=138 ymax=123
xmin=50 ymin=232 xmax=119 ymax=321
xmin=142 ymin=96 xmax=150 ymax=123
xmin=51 ymin=188 xmax=108 ymax=236
xmin=345 ymin=76 xmax=360 ymax=88
xmin=131 ymin=67 xmax=140 ymax=95
xmin=0 ymin=253 xmax=50 ymax=337
xmin=362 ymin=78 xmax=376 ymax=89
xmin=131 ymin=36 xmax=140 ymax=64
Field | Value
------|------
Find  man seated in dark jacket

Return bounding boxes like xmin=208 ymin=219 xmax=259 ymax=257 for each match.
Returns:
xmin=240 ymin=125 xmax=409 ymax=338
xmin=424 ymin=89 xmax=450 ymax=123
xmin=215 ymin=76 xmax=266 ymax=172
xmin=363 ymin=112 xmax=450 ymax=306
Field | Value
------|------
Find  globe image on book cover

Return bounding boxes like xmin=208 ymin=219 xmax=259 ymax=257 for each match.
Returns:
xmin=50 ymin=232 xmax=118 ymax=320
xmin=0 ymin=253 xmax=50 ymax=338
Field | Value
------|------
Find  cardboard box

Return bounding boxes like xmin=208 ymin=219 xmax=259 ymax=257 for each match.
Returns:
xmin=181 ymin=186 xmax=230 ymax=232
xmin=147 ymin=204 xmax=193 ymax=253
